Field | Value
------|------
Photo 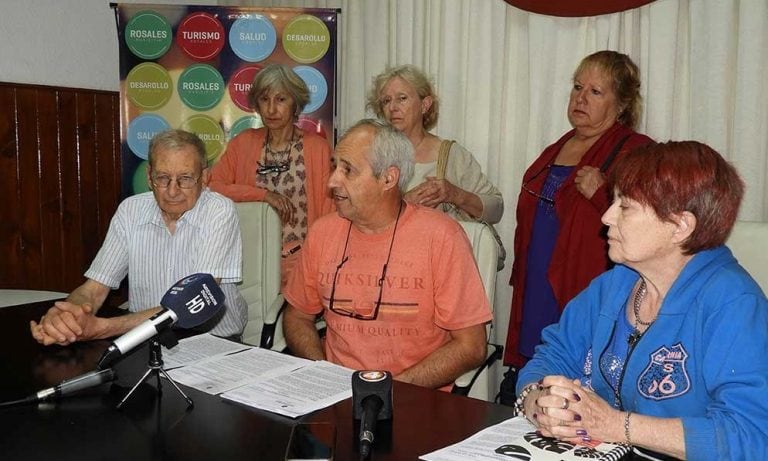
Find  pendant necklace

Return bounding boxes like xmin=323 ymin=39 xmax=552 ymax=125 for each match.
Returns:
xmin=259 ymin=127 xmax=296 ymax=177
xmin=265 ymin=127 xmax=295 ymax=165
xmin=627 ymin=279 xmax=652 ymax=346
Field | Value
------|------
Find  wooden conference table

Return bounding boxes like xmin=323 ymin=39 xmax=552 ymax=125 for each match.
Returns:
xmin=0 ymin=301 xmax=516 ymax=461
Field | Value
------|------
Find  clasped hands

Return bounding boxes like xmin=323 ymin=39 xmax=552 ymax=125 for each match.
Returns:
xmin=30 ymin=301 xmax=103 ymax=346
xmin=523 ymin=375 xmax=623 ymax=446
xmin=404 ymin=177 xmax=457 ymax=209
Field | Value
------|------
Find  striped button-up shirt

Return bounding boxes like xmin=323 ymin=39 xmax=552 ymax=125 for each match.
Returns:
xmin=85 ymin=189 xmax=247 ymax=336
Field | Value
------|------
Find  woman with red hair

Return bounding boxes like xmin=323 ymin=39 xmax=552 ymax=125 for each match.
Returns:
xmin=513 ymin=141 xmax=768 ymax=459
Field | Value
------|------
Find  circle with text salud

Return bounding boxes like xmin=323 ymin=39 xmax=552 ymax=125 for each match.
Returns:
xmin=178 ymin=64 xmax=225 ymax=111
xmin=181 ymin=114 xmax=225 ymax=161
xmin=176 ymin=12 xmax=225 ymax=61
xmin=228 ymin=64 xmax=263 ymax=112
xmin=125 ymin=62 xmax=173 ymax=110
xmin=282 ymin=15 xmax=330 ymax=64
xmin=127 ymin=113 xmax=171 ymax=160
xmin=293 ymin=65 xmax=327 ymax=113
xmin=229 ymin=15 xmax=277 ymax=63
xmin=229 ymin=115 xmax=262 ymax=140
xmin=124 ymin=10 xmax=172 ymax=60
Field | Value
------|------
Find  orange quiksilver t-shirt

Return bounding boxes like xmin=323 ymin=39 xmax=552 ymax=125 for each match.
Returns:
xmin=284 ymin=204 xmax=492 ymax=383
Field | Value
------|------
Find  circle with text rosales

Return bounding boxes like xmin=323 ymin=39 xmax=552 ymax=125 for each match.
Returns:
xmin=124 ymin=10 xmax=172 ymax=60
xmin=178 ymin=64 xmax=226 ymax=111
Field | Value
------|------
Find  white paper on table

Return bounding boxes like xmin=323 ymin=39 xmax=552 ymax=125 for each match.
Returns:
xmin=161 ymin=333 xmax=252 ymax=369
xmin=167 ymin=347 xmax=311 ymax=394
xmin=420 ymin=416 xmax=630 ymax=461
xmin=221 ymin=360 xmax=354 ymax=418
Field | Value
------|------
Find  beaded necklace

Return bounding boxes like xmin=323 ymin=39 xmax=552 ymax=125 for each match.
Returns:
xmin=258 ymin=128 xmax=295 ymax=176
xmin=628 ymin=279 xmax=654 ymax=346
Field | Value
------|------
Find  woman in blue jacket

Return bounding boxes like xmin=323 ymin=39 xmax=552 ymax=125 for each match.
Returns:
xmin=514 ymin=141 xmax=768 ymax=460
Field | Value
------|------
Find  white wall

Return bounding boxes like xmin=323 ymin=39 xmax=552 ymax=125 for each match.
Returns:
xmin=0 ymin=0 xmax=212 ymax=91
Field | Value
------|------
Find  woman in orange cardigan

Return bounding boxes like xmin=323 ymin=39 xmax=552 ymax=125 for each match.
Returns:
xmin=210 ymin=64 xmax=335 ymax=287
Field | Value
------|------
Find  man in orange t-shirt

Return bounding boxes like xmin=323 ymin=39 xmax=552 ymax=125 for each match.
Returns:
xmin=283 ymin=119 xmax=492 ymax=390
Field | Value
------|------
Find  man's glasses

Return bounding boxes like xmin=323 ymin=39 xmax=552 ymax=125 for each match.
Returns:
xmin=151 ymin=174 xmax=200 ymax=189
xmin=257 ymin=161 xmax=290 ymax=176
xmin=327 ymin=203 xmax=403 ymax=321
xmin=521 ymin=164 xmax=555 ymax=205
xmin=328 ymin=255 xmax=388 ymax=321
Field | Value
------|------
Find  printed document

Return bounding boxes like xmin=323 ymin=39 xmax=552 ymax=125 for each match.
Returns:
xmin=221 ymin=361 xmax=354 ymax=418
xmin=162 ymin=333 xmax=251 ymax=369
xmin=420 ymin=416 xmax=630 ymax=461
xmin=167 ymin=346 xmax=310 ymax=394
xmin=158 ymin=333 xmax=353 ymax=418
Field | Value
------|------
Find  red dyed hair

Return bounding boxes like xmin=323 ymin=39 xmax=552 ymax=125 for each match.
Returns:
xmin=609 ymin=141 xmax=744 ymax=254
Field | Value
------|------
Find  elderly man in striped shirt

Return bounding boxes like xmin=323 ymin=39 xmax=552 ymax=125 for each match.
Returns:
xmin=30 ymin=129 xmax=247 ymax=346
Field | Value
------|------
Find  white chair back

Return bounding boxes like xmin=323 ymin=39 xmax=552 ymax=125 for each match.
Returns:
xmin=459 ymin=221 xmax=499 ymax=308
xmin=234 ymin=202 xmax=284 ymax=347
xmin=452 ymin=221 xmax=503 ymax=401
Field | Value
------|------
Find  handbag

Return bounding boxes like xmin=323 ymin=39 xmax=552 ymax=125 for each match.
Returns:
xmin=437 ymin=140 xmax=507 ymax=271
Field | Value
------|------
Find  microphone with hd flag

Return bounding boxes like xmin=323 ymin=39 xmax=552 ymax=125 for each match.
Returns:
xmin=352 ymin=370 xmax=393 ymax=458
xmin=97 ymin=273 xmax=225 ymax=369
xmin=0 ymin=369 xmax=116 ymax=408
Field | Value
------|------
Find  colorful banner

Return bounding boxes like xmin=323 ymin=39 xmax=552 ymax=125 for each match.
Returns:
xmin=114 ymin=4 xmax=338 ymax=196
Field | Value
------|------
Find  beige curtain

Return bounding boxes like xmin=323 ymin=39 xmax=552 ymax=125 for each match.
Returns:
xmin=225 ymin=0 xmax=768 ymax=399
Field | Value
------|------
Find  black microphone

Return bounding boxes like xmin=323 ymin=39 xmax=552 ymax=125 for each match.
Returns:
xmin=97 ymin=273 xmax=225 ymax=369
xmin=0 ymin=369 xmax=116 ymax=408
xmin=352 ymin=370 xmax=393 ymax=458
xmin=35 ymin=368 xmax=116 ymax=401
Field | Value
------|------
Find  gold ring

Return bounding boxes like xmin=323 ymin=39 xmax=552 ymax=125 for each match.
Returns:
xmin=561 ymin=398 xmax=569 ymax=410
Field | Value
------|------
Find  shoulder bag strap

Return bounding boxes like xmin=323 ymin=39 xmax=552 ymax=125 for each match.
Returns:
xmin=436 ymin=140 xmax=455 ymax=180
xmin=599 ymin=134 xmax=631 ymax=173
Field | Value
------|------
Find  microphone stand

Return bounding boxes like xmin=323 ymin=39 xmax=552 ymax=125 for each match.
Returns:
xmin=117 ymin=335 xmax=193 ymax=410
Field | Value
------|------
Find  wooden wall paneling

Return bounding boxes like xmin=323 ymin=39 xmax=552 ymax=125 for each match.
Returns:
xmin=75 ymin=93 xmax=100 ymax=287
xmin=58 ymin=89 xmax=85 ymax=291
xmin=16 ymin=87 xmax=44 ymax=289
xmin=0 ymin=82 xmax=121 ymax=293
xmin=95 ymin=91 xmax=127 ymax=306
xmin=0 ymin=86 xmax=20 ymax=287
xmin=37 ymin=88 xmax=65 ymax=291
xmin=94 ymin=93 xmax=121 ymax=240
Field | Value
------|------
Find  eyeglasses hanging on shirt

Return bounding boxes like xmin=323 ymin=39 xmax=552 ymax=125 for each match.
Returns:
xmin=520 ymin=164 xmax=556 ymax=206
xmin=259 ymin=132 xmax=295 ymax=176
xmin=257 ymin=161 xmax=291 ymax=176
xmin=328 ymin=203 xmax=403 ymax=321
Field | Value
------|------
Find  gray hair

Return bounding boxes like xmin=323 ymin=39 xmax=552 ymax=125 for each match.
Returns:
xmin=148 ymin=129 xmax=207 ymax=169
xmin=248 ymin=63 xmax=310 ymax=117
xmin=341 ymin=119 xmax=414 ymax=192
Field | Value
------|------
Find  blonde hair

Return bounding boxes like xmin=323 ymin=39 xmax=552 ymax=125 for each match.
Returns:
xmin=574 ymin=51 xmax=643 ymax=128
xmin=366 ymin=65 xmax=440 ymax=131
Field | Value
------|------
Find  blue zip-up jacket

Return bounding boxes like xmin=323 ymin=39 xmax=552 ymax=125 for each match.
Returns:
xmin=517 ymin=246 xmax=768 ymax=460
